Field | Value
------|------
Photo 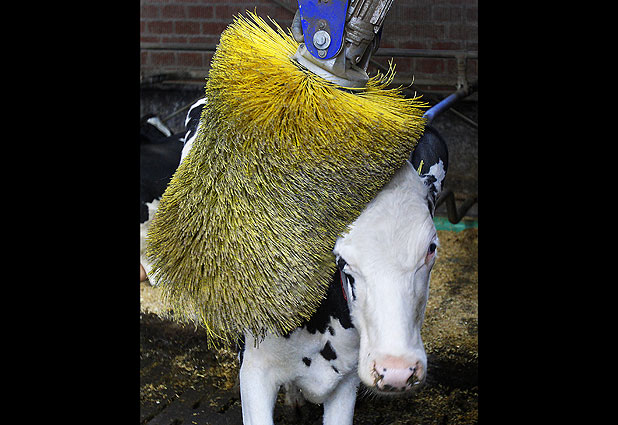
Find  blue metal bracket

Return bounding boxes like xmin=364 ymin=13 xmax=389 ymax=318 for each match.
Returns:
xmin=297 ymin=0 xmax=348 ymax=60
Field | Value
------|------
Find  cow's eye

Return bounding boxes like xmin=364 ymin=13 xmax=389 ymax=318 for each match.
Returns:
xmin=425 ymin=241 xmax=438 ymax=265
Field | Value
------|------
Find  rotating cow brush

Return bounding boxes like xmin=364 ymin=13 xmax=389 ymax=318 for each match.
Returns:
xmin=146 ymin=11 xmax=427 ymax=346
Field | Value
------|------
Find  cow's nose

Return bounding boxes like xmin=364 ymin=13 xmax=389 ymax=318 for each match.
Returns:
xmin=373 ymin=356 xmax=424 ymax=392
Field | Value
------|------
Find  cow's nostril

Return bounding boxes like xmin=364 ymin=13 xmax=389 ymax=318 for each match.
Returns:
xmin=373 ymin=357 xmax=424 ymax=391
xmin=375 ymin=367 xmax=414 ymax=390
xmin=408 ymin=367 xmax=416 ymax=379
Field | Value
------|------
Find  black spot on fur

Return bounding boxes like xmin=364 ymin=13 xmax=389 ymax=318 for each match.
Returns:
xmin=427 ymin=199 xmax=435 ymax=217
xmin=302 ymin=357 xmax=312 ymax=367
xmin=332 ymin=365 xmax=339 ymax=374
xmin=409 ymin=125 xmax=449 ymax=176
xmin=338 ymin=257 xmax=356 ymax=300
xmin=328 ymin=326 xmax=335 ymax=336
xmin=410 ymin=125 xmax=449 ymax=217
xmin=283 ymin=269 xmax=353 ymax=337
xmin=320 ymin=341 xmax=337 ymax=361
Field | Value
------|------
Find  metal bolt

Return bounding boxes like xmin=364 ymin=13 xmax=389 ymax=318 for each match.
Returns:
xmin=313 ymin=30 xmax=331 ymax=50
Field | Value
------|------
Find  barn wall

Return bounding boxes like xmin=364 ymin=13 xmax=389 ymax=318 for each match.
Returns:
xmin=140 ymin=0 xmax=478 ymax=91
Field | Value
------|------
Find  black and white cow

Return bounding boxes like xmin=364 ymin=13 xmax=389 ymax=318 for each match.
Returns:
xmin=144 ymin=98 xmax=448 ymax=424
xmin=239 ymin=126 xmax=448 ymax=425
xmin=139 ymin=101 xmax=205 ymax=278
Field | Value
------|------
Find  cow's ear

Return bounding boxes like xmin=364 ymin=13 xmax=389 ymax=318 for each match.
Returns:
xmin=410 ymin=125 xmax=449 ymax=216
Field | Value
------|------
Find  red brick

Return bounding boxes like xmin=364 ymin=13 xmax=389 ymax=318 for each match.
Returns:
xmin=399 ymin=40 xmax=428 ymax=50
xmin=448 ymin=24 xmax=477 ymax=41
xmin=399 ymin=5 xmax=431 ymax=21
xmin=446 ymin=58 xmax=458 ymax=75
xmin=382 ymin=22 xmax=413 ymax=42
xmin=415 ymin=58 xmax=445 ymax=74
xmin=392 ymin=57 xmax=413 ymax=74
xmin=162 ymin=5 xmax=185 ymax=19
xmin=188 ymin=5 xmax=213 ymax=19
xmin=410 ymin=23 xmax=445 ymax=40
xmin=140 ymin=5 xmax=159 ymax=19
xmin=177 ymin=52 xmax=203 ymax=67
xmin=147 ymin=21 xmax=173 ymax=34
xmin=432 ymin=41 xmax=463 ymax=50
xmin=432 ymin=6 xmax=463 ymax=22
xmin=253 ymin=5 xmax=293 ymax=21
xmin=140 ymin=35 xmax=160 ymax=44
xmin=175 ymin=21 xmax=200 ymax=35
xmin=178 ymin=0 xmax=231 ymax=3
xmin=468 ymin=59 xmax=477 ymax=74
xmin=150 ymin=52 xmax=176 ymax=66
xmin=215 ymin=5 xmax=246 ymax=19
xmin=466 ymin=7 xmax=477 ymax=23
xmin=202 ymin=21 xmax=229 ymax=36
xmin=379 ymin=39 xmax=396 ymax=49
xmin=435 ymin=0 xmax=476 ymax=4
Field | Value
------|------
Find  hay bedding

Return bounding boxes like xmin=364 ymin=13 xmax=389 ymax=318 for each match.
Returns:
xmin=140 ymin=228 xmax=477 ymax=424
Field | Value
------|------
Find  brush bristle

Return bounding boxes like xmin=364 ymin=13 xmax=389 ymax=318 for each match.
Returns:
xmin=146 ymin=11 xmax=427 ymax=346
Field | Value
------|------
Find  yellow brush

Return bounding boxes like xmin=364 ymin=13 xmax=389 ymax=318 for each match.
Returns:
xmin=146 ymin=12 xmax=427 ymax=346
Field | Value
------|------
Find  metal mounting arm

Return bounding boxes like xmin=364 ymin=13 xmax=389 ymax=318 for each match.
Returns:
xmin=292 ymin=0 xmax=394 ymax=88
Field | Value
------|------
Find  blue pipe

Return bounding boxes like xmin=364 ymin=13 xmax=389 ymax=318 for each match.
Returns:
xmin=423 ymin=92 xmax=461 ymax=123
xmin=422 ymin=80 xmax=478 ymax=124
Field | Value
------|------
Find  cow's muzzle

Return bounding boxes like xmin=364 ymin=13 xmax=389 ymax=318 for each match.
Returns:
xmin=371 ymin=356 xmax=425 ymax=393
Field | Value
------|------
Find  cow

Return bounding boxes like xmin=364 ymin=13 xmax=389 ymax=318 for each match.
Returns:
xmin=139 ymin=104 xmax=203 ymax=280
xmin=142 ymin=98 xmax=448 ymax=424
xmin=140 ymin=114 xmax=182 ymax=224
xmin=239 ymin=126 xmax=448 ymax=425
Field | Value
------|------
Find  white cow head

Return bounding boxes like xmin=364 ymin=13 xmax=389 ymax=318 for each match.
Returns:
xmin=333 ymin=127 xmax=448 ymax=394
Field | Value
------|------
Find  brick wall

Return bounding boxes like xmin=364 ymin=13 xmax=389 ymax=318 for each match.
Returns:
xmin=140 ymin=0 xmax=477 ymax=92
